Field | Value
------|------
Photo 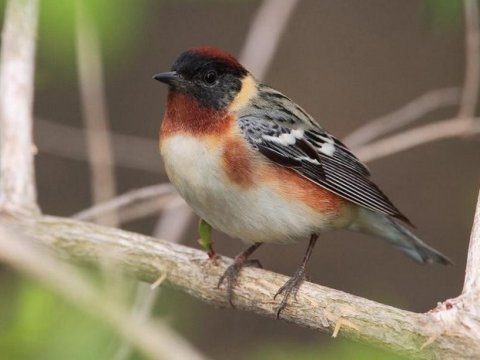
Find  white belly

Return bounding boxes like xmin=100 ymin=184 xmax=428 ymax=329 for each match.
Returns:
xmin=160 ymin=135 xmax=323 ymax=244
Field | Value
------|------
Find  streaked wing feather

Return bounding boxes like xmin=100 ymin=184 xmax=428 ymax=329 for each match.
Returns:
xmin=237 ymin=85 xmax=409 ymax=223
xmin=305 ymin=130 xmax=370 ymax=176
xmin=298 ymin=158 xmax=405 ymax=219
xmin=257 ymin=143 xmax=302 ymax=167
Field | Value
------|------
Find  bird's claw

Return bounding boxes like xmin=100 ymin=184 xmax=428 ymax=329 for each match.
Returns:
xmin=217 ymin=259 xmax=263 ymax=308
xmin=274 ymin=267 xmax=306 ymax=319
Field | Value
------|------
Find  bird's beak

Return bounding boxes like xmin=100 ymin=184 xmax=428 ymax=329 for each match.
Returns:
xmin=153 ymin=71 xmax=179 ymax=85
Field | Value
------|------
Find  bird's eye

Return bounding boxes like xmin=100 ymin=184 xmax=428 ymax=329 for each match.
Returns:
xmin=203 ymin=70 xmax=217 ymax=85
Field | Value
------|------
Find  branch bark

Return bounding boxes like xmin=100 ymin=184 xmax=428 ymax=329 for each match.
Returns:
xmin=0 ymin=214 xmax=476 ymax=359
xmin=0 ymin=0 xmax=39 ymax=215
xmin=0 ymin=225 xmax=208 ymax=360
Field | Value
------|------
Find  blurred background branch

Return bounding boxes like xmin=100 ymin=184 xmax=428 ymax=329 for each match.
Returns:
xmin=239 ymin=0 xmax=300 ymax=79
xmin=347 ymin=0 xmax=480 ymax=164
xmin=0 ymin=0 xmax=39 ymax=215
xmin=343 ymin=87 xmax=461 ymax=148
xmin=459 ymin=0 xmax=480 ymax=122
xmin=353 ymin=116 xmax=479 ymax=163
xmin=72 ymin=183 xmax=181 ymax=224
xmin=75 ymin=0 xmax=118 ymax=226
xmin=35 ymin=118 xmax=160 ymax=173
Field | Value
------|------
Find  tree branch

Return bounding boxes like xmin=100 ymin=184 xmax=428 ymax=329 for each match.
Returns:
xmin=239 ymin=0 xmax=300 ymax=80
xmin=459 ymin=0 xmax=480 ymax=121
xmin=343 ymin=88 xmax=460 ymax=148
xmin=1 ymin=214 xmax=476 ymax=359
xmin=0 ymin=0 xmax=39 ymax=215
xmin=35 ymin=118 xmax=161 ymax=173
xmin=352 ymin=117 xmax=478 ymax=163
xmin=72 ymin=183 xmax=181 ymax=224
xmin=75 ymin=0 xmax=117 ymax=226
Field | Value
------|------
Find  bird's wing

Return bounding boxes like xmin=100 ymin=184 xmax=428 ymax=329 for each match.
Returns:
xmin=237 ymin=86 xmax=410 ymax=223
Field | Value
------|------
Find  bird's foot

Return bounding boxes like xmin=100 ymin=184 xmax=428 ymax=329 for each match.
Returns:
xmin=217 ymin=256 xmax=262 ymax=307
xmin=205 ymin=246 xmax=220 ymax=264
xmin=274 ymin=266 xmax=307 ymax=319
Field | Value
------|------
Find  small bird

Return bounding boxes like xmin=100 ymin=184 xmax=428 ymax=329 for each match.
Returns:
xmin=153 ymin=46 xmax=451 ymax=317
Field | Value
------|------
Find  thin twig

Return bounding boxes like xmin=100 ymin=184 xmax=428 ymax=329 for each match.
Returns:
xmin=35 ymin=118 xmax=161 ymax=173
xmin=459 ymin=0 xmax=480 ymax=121
xmin=344 ymin=88 xmax=461 ymax=148
xmin=239 ymin=0 xmax=300 ymax=80
xmin=353 ymin=117 xmax=478 ymax=163
xmin=72 ymin=183 xmax=179 ymax=223
xmin=75 ymin=1 xmax=117 ymax=226
xmin=0 ymin=226 xmax=208 ymax=360
xmin=0 ymin=0 xmax=39 ymax=215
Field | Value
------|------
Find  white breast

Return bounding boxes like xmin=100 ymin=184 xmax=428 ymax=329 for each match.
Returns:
xmin=160 ymin=134 xmax=334 ymax=244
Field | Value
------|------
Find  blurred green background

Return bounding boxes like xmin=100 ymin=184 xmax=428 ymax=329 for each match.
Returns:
xmin=1 ymin=0 xmax=478 ymax=359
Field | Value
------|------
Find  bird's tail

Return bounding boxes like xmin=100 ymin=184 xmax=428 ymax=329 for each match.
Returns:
xmin=348 ymin=208 xmax=452 ymax=265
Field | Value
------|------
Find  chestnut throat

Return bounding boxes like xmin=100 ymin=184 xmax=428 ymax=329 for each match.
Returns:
xmin=160 ymin=91 xmax=232 ymax=137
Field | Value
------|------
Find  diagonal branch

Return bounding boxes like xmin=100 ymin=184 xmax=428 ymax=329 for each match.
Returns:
xmin=352 ymin=117 xmax=478 ymax=163
xmin=0 ymin=0 xmax=39 ymax=215
xmin=72 ymin=183 xmax=181 ymax=223
xmin=344 ymin=88 xmax=460 ymax=148
xmin=239 ymin=0 xmax=300 ymax=80
xmin=2 ymin=214 xmax=477 ymax=360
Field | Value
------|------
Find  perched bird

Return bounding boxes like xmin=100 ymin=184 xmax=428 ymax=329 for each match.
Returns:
xmin=153 ymin=46 xmax=451 ymax=316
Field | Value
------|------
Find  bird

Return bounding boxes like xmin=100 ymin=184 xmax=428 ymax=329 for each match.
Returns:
xmin=153 ymin=46 xmax=451 ymax=317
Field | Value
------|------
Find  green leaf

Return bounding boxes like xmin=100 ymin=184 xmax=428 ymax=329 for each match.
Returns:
xmin=198 ymin=218 xmax=213 ymax=252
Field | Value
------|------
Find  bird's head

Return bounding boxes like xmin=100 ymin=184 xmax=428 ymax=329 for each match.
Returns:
xmin=153 ymin=47 xmax=255 ymax=111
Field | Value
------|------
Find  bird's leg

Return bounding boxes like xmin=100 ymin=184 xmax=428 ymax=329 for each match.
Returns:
xmin=217 ymin=242 xmax=263 ymax=307
xmin=198 ymin=218 xmax=216 ymax=260
xmin=274 ymin=234 xmax=318 ymax=318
